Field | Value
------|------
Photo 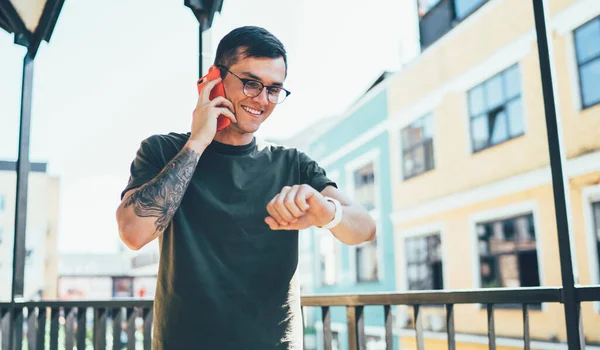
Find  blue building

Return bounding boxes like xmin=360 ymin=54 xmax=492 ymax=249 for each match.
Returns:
xmin=300 ymin=73 xmax=398 ymax=350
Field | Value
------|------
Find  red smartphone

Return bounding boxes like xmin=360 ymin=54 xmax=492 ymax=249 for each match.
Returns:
xmin=197 ymin=65 xmax=230 ymax=131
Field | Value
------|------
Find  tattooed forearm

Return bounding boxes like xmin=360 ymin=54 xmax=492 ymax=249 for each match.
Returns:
xmin=124 ymin=147 xmax=200 ymax=232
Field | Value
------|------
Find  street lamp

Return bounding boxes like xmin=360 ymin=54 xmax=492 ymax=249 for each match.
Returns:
xmin=0 ymin=0 xmax=64 ymax=57
xmin=0 ymin=1 xmax=64 ymax=349
xmin=184 ymin=0 xmax=224 ymax=77
xmin=1 ymin=0 xmax=221 ymax=345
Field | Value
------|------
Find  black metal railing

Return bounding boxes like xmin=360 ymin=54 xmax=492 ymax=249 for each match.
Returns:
xmin=1 ymin=285 xmax=598 ymax=349
xmin=0 ymin=300 xmax=153 ymax=350
xmin=418 ymin=0 xmax=456 ymax=49
xmin=2 ymin=0 xmax=596 ymax=349
xmin=301 ymin=286 xmax=600 ymax=350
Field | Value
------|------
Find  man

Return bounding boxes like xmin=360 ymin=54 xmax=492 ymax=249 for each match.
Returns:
xmin=116 ymin=26 xmax=376 ymax=350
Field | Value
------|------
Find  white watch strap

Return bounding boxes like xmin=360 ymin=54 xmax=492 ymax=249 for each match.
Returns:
xmin=320 ymin=196 xmax=342 ymax=229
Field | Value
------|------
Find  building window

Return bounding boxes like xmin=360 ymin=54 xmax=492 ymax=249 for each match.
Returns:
xmin=417 ymin=0 xmax=489 ymax=48
xmin=331 ymin=331 xmax=340 ymax=350
xmin=477 ymin=213 xmax=540 ymax=307
xmin=356 ymin=238 xmax=379 ymax=282
xmin=468 ymin=64 xmax=524 ymax=152
xmin=353 ymin=163 xmax=376 ymax=211
xmin=405 ymin=234 xmax=443 ymax=290
xmin=417 ymin=0 xmax=442 ymax=17
xmin=593 ymin=201 xmax=600 ymax=281
xmin=366 ymin=334 xmax=385 ymax=349
xmin=574 ymin=17 xmax=600 ymax=108
xmin=401 ymin=114 xmax=434 ymax=179
xmin=454 ymin=0 xmax=487 ymax=19
xmin=348 ymin=156 xmax=379 ymax=284
xmin=318 ymin=230 xmax=338 ymax=286
xmin=113 ymin=277 xmax=134 ymax=298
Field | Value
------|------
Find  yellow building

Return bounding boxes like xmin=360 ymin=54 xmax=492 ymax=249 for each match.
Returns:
xmin=387 ymin=0 xmax=600 ymax=348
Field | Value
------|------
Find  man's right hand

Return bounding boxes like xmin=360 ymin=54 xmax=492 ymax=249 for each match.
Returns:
xmin=190 ymin=77 xmax=237 ymax=148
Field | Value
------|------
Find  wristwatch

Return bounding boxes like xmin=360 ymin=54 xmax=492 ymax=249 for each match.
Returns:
xmin=319 ymin=196 xmax=342 ymax=229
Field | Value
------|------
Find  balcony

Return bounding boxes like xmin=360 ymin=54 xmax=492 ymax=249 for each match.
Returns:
xmin=1 ymin=285 xmax=599 ymax=349
xmin=2 ymin=0 xmax=600 ymax=349
xmin=418 ymin=0 xmax=489 ymax=49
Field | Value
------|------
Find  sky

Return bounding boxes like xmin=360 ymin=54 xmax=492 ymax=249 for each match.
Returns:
xmin=0 ymin=0 xmax=420 ymax=253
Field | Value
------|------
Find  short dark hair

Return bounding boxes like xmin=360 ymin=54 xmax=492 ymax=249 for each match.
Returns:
xmin=214 ymin=26 xmax=287 ymax=76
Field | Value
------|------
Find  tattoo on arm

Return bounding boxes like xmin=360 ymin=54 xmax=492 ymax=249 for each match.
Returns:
xmin=124 ymin=148 xmax=200 ymax=232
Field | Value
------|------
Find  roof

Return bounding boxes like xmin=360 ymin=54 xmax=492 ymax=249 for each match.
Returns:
xmin=266 ymin=115 xmax=339 ymax=150
xmin=344 ymin=70 xmax=393 ymax=113
xmin=365 ymin=71 xmax=394 ymax=94
xmin=275 ymin=70 xmax=394 ymax=148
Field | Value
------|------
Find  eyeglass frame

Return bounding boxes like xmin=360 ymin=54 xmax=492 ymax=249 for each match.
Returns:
xmin=216 ymin=64 xmax=291 ymax=104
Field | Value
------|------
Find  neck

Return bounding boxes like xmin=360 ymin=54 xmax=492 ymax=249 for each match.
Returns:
xmin=212 ymin=128 xmax=254 ymax=146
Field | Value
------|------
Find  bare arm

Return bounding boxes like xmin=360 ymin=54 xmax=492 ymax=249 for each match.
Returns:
xmin=116 ymin=143 xmax=202 ymax=250
xmin=321 ymin=185 xmax=376 ymax=245
xmin=116 ymin=75 xmax=236 ymax=250
xmin=264 ymin=184 xmax=376 ymax=246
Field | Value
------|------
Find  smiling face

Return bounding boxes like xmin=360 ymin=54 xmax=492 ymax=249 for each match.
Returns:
xmin=216 ymin=55 xmax=287 ymax=143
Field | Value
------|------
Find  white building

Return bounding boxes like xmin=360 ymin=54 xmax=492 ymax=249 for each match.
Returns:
xmin=0 ymin=161 xmax=59 ymax=301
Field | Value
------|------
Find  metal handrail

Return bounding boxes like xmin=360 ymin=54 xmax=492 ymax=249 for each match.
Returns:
xmin=301 ymin=287 xmax=563 ymax=306
xmin=1 ymin=286 xmax=598 ymax=350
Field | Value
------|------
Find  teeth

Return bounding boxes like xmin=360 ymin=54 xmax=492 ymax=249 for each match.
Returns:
xmin=242 ymin=106 xmax=262 ymax=115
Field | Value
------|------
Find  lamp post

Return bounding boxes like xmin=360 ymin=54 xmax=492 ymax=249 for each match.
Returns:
xmin=0 ymin=1 xmax=64 ymax=348
xmin=184 ymin=0 xmax=224 ymax=77
xmin=531 ymin=1 xmax=584 ymax=348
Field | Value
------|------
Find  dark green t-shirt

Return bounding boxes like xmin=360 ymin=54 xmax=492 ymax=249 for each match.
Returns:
xmin=121 ymin=132 xmax=336 ymax=350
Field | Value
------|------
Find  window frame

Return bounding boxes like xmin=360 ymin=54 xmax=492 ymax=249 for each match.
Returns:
xmin=316 ymin=322 xmax=344 ymax=350
xmin=476 ymin=214 xmax=539 ymax=292
xmin=345 ymin=149 xmax=383 ymax=284
xmin=348 ymin=163 xmax=377 ymax=213
xmin=400 ymin=113 xmax=435 ymax=180
xmin=354 ymin=232 xmax=380 ymax=283
xmin=316 ymin=322 xmax=387 ymax=350
xmin=573 ymin=16 xmax=600 ymax=109
xmin=417 ymin=0 xmax=491 ymax=49
xmin=469 ymin=201 xmax=546 ymax=311
xmin=582 ymin=184 xmax=600 ymax=313
xmin=316 ymin=227 xmax=341 ymax=287
xmin=315 ymin=169 xmax=341 ymax=288
xmin=467 ymin=64 xmax=525 ymax=153
xmin=399 ymin=222 xmax=448 ymax=293
xmin=417 ymin=0 xmax=442 ymax=18
xmin=453 ymin=0 xmax=489 ymax=20
xmin=405 ymin=233 xmax=444 ymax=291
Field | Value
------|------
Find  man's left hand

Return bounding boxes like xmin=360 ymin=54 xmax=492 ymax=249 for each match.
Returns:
xmin=265 ymin=185 xmax=335 ymax=230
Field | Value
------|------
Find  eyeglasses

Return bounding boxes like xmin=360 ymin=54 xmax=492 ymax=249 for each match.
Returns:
xmin=217 ymin=65 xmax=291 ymax=104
